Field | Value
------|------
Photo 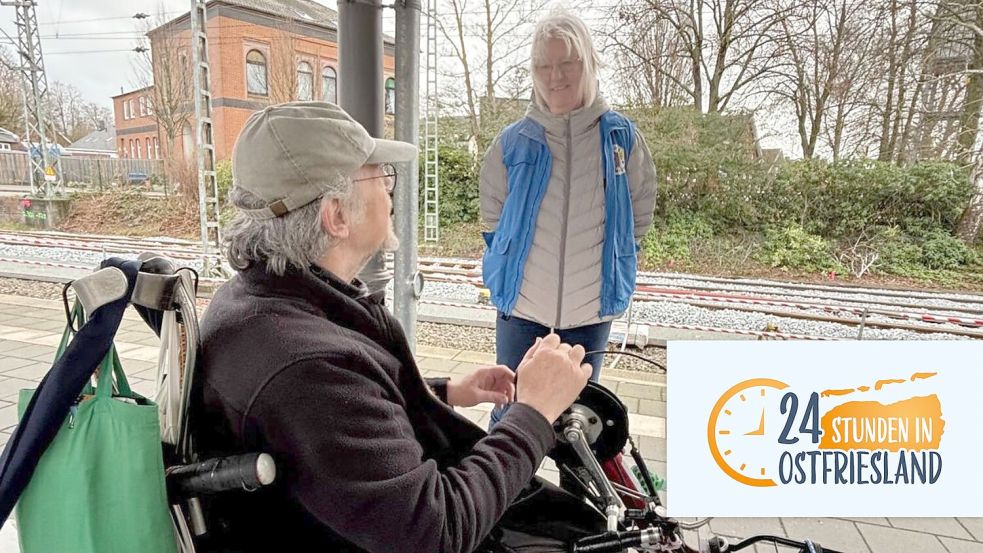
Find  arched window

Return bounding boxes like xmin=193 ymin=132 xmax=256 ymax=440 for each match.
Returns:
xmin=146 ymin=138 xmax=153 ymax=159
xmin=246 ymin=50 xmax=268 ymax=96
xmin=297 ymin=61 xmax=313 ymax=101
xmin=321 ymin=66 xmax=337 ymax=103
xmin=385 ymin=77 xmax=396 ymax=114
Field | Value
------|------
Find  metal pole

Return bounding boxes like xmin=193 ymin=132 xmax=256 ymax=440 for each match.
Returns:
xmin=393 ymin=0 xmax=421 ymax=349
xmin=339 ymin=0 xmax=389 ymax=298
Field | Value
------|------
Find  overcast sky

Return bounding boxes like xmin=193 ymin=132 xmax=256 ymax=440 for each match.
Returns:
xmin=0 ymin=0 xmax=360 ymax=105
xmin=0 ymin=0 xmax=794 ymax=153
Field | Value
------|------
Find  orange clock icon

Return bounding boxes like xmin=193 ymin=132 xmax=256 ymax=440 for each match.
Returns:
xmin=707 ymin=378 xmax=789 ymax=487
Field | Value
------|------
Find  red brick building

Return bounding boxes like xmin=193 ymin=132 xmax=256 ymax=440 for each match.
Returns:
xmin=113 ymin=86 xmax=160 ymax=161
xmin=114 ymin=0 xmax=396 ymax=163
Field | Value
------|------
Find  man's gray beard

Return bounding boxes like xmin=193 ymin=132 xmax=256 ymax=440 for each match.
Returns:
xmin=382 ymin=227 xmax=400 ymax=252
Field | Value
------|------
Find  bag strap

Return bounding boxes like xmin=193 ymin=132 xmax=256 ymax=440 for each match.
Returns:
xmin=63 ymin=300 xmax=133 ymax=400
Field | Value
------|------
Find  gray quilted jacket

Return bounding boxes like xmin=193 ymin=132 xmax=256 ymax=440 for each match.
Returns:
xmin=479 ymin=96 xmax=657 ymax=329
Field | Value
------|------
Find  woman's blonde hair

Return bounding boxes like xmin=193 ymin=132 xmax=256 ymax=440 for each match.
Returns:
xmin=529 ymin=10 xmax=601 ymax=112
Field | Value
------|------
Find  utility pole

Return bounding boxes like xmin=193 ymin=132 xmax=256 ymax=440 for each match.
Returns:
xmin=339 ymin=0 xmax=389 ymax=298
xmin=1 ymin=0 xmax=58 ymax=197
xmin=393 ymin=0 xmax=422 ymax=350
xmin=189 ymin=0 xmax=224 ymax=276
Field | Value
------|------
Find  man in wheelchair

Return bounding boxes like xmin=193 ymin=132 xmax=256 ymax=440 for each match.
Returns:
xmin=195 ymin=102 xmax=599 ymax=553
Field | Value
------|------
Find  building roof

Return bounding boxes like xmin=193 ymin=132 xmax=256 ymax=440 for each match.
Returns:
xmin=153 ymin=0 xmax=338 ymax=33
xmin=150 ymin=0 xmax=395 ymax=45
xmin=225 ymin=0 xmax=338 ymax=25
xmin=0 ymin=127 xmax=19 ymax=143
xmin=111 ymin=85 xmax=154 ymax=100
xmin=68 ymin=128 xmax=117 ymax=151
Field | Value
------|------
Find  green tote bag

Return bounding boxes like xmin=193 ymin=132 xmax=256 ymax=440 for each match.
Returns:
xmin=15 ymin=320 xmax=177 ymax=553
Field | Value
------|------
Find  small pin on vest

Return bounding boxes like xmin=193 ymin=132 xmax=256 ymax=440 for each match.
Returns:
xmin=613 ymin=144 xmax=626 ymax=175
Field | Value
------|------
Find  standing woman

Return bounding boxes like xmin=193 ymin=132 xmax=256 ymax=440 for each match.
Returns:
xmin=480 ymin=11 xmax=657 ymax=426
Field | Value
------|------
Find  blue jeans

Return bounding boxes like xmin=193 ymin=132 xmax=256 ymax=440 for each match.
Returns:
xmin=489 ymin=312 xmax=612 ymax=428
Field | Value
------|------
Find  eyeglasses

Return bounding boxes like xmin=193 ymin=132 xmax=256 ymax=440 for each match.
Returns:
xmin=352 ymin=163 xmax=397 ymax=195
xmin=534 ymin=58 xmax=583 ymax=77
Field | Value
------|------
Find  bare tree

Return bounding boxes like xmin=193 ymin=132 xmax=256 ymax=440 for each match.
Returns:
xmin=0 ymin=49 xmax=23 ymax=134
xmin=927 ymin=0 xmax=983 ymax=241
xmin=138 ymin=12 xmax=193 ymax=172
xmin=603 ymin=7 xmax=693 ymax=107
xmin=45 ymin=81 xmax=99 ymax=144
xmin=770 ymin=0 xmax=856 ymax=158
xmin=603 ymin=0 xmax=789 ymax=113
xmin=267 ymin=21 xmax=302 ymax=104
xmin=436 ymin=0 xmax=550 ymax=145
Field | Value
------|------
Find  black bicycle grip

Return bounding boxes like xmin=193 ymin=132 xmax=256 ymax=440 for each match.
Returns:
xmin=167 ymin=453 xmax=276 ymax=497
xmin=571 ymin=530 xmax=642 ymax=553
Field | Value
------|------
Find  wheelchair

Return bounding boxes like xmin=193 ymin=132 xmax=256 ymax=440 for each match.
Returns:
xmin=64 ymin=256 xmax=840 ymax=553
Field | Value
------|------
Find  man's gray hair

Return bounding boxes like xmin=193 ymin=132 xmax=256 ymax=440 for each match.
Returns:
xmin=224 ymin=175 xmax=361 ymax=275
xmin=530 ymin=10 xmax=602 ymax=111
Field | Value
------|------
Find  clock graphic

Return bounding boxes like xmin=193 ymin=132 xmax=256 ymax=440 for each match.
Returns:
xmin=707 ymin=378 xmax=789 ymax=487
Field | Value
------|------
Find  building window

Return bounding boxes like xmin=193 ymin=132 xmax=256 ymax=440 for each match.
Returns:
xmin=146 ymin=97 xmax=154 ymax=115
xmin=0 ymin=143 xmax=10 ymax=151
xmin=246 ymin=49 xmax=268 ymax=96
xmin=385 ymin=77 xmax=396 ymax=115
xmin=139 ymin=96 xmax=146 ymax=117
xmin=123 ymin=100 xmax=131 ymax=120
xmin=136 ymin=139 xmax=142 ymax=159
xmin=297 ymin=61 xmax=313 ymax=101
xmin=322 ymin=66 xmax=337 ymax=103
xmin=153 ymin=136 xmax=160 ymax=159
xmin=146 ymin=138 xmax=153 ymax=159
xmin=120 ymin=138 xmax=126 ymax=157
xmin=129 ymin=139 xmax=135 ymax=158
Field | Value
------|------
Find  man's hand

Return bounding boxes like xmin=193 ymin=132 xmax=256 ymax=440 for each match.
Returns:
xmin=515 ymin=333 xmax=592 ymax=423
xmin=446 ymin=365 xmax=516 ymax=408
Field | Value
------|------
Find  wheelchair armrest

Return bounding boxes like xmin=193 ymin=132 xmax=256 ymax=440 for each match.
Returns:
xmin=167 ymin=453 xmax=276 ymax=497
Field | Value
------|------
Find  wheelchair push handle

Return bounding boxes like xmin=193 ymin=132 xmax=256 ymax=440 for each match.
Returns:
xmin=167 ymin=452 xmax=276 ymax=497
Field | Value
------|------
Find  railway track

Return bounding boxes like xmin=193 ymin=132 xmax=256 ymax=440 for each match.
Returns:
xmin=0 ymin=229 xmax=980 ymax=339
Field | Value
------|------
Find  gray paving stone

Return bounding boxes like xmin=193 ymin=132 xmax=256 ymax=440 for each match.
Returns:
xmin=14 ymin=318 xmax=66 ymax=332
xmin=0 ymin=403 xmax=19 ymax=430
xmin=119 ymin=359 xmax=156 ymax=375
xmin=130 ymin=379 xmax=156 ymax=399
xmin=889 ymin=518 xmax=973 ymax=540
xmin=597 ymin=377 xmax=620 ymax=394
xmin=417 ymin=356 xmax=460 ymax=373
xmin=620 ymin=396 xmax=638 ymax=414
xmin=709 ymin=517 xmax=785 ymax=540
xmin=781 ymin=518 xmax=871 ymax=553
xmin=0 ymin=341 xmax=32 ymax=354
xmin=0 ymin=377 xmax=37 ymax=400
xmin=0 ymin=357 xmax=33 ymax=374
xmin=3 ymin=344 xmax=55 ymax=361
xmin=837 ymin=517 xmax=891 ymax=527
xmin=638 ymin=398 xmax=665 ymax=417
xmin=857 ymin=522 xmax=948 ymax=553
xmin=941 ymin=537 xmax=983 ymax=553
xmin=638 ymin=435 xmax=665 ymax=462
xmin=958 ymin=520 xmax=983 ymax=542
xmin=617 ymin=381 xmax=657 ymax=399
xmin=3 ymin=362 xmax=51 ymax=381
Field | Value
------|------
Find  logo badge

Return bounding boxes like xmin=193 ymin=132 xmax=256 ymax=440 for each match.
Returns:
xmin=613 ymin=144 xmax=626 ymax=176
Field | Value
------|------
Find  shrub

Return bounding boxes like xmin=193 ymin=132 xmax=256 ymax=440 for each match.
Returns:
xmin=419 ymin=144 xmax=479 ymax=225
xmin=216 ymin=160 xmax=233 ymax=204
xmin=642 ymin=211 xmax=715 ymax=264
xmin=760 ymin=224 xmax=844 ymax=273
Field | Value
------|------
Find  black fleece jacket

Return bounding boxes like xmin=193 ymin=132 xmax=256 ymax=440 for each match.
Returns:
xmin=194 ymin=264 xmax=556 ymax=553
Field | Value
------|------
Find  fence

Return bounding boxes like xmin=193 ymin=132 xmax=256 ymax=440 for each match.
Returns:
xmin=0 ymin=151 xmax=167 ymax=192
